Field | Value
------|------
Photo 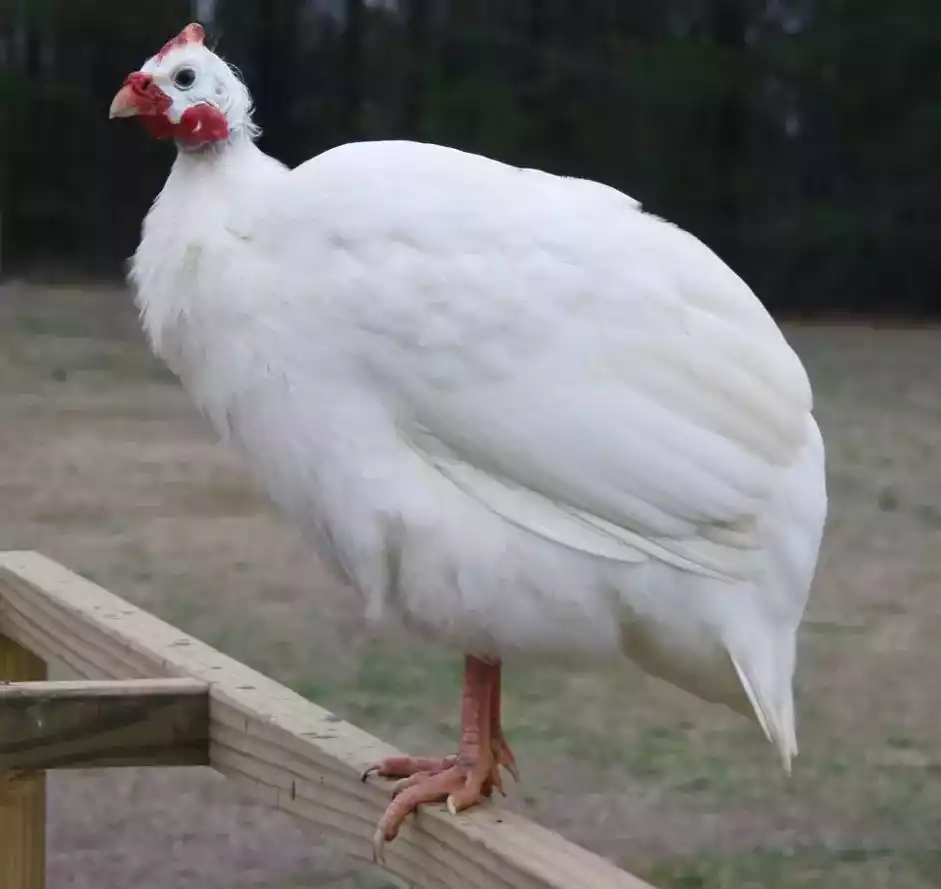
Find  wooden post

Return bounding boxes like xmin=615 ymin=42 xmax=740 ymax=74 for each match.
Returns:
xmin=0 ymin=635 xmax=47 ymax=889
xmin=0 ymin=551 xmax=659 ymax=889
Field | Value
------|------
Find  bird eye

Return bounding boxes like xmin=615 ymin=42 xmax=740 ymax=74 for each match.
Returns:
xmin=173 ymin=67 xmax=197 ymax=90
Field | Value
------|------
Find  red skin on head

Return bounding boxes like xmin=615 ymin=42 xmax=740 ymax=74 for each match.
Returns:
xmin=116 ymin=24 xmax=228 ymax=145
xmin=141 ymin=104 xmax=229 ymax=145
xmin=156 ymin=22 xmax=205 ymax=60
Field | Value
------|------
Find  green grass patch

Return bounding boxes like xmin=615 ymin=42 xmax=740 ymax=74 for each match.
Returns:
xmin=644 ymin=849 xmax=941 ymax=889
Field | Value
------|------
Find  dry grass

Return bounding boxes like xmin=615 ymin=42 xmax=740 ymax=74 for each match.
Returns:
xmin=1 ymin=282 xmax=939 ymax=888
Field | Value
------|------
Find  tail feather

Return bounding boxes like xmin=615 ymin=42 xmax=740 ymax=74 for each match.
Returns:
xmin=730 ymin=650 xmax=798 ymax=772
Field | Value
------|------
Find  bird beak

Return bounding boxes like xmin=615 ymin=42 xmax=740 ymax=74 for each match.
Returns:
xmin=109 ymin=72 xmax=171 ymax=120
xmin=109 ymin=84 xmax=141 ymax=119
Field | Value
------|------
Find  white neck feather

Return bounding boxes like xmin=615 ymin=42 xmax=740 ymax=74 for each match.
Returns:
xmin=129 ymin=135 xmax=288 ymax=391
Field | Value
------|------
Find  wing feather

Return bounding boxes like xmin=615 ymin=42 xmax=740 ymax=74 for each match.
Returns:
xmin=252 ymin=141 xmax=814 ymax=581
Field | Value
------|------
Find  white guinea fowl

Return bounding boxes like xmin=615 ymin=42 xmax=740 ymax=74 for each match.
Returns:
xmin=111 ymin=23 xmax=827 ymax=855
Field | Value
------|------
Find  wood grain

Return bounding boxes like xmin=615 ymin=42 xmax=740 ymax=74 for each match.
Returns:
xmin=0 ymin=678 xmax=209 ymax=771
xmin=0 ymin=635 xmax=47 ymax=889
xmin=0 ymin=551 xmax=656 ymax=889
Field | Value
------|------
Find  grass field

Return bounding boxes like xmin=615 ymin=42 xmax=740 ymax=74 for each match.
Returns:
xmin=1 ymin=282 xmax=939 ymax=889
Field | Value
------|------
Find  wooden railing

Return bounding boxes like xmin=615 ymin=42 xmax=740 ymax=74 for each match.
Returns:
xmin=0 ymin=551 xmax=656 ymax=889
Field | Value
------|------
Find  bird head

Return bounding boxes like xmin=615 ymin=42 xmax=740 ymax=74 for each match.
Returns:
xmin=109 ymin=23 xmax=257 ymax=148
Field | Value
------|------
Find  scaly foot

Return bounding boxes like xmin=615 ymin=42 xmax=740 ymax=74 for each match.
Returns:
xmin=361 ymin=655 xmax=518 ymax=862
xmin=362 ymin=754 xmax=459 ymax=784
xmin=366 ymin=749 xmax=499 ymax=862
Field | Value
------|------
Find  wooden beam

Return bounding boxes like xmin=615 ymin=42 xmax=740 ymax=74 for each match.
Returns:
xmin=0 ymin=678 xmax=209 ymax=771
xmin=0 ymin=635 xmax=47 ymax=889
xmin=0 ymin=551 xmax=656 ymax=889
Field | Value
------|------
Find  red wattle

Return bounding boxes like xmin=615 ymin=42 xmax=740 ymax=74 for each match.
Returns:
xmin=141 ymin=104 xmax=229 ymax=145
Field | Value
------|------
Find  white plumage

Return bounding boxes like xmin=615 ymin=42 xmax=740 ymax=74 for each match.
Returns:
xmin=114 ymin=24 xmax=826 ymax=841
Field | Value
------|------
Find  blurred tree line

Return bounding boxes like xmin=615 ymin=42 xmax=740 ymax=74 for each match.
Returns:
xmin=1 ymin=0 xmax=940 ymax=316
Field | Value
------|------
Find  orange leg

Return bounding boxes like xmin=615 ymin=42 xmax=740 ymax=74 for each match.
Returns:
xmin=489 ymin=661 xmax=519 ymax=784
xmin=361 ymin=655 xmax=519 ymax=861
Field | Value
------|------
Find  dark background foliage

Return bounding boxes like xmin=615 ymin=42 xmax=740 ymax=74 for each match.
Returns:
xmin=3 ymin=0 xmax=940 ymax=316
